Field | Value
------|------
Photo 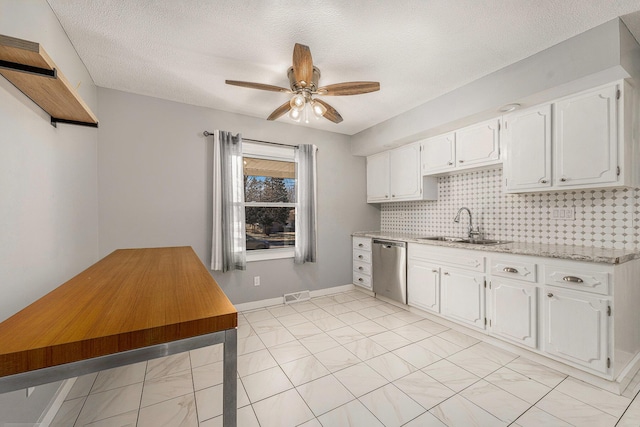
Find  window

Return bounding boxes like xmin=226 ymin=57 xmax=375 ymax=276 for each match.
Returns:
xmin=243 ymin=142 xmax=296 ymax=261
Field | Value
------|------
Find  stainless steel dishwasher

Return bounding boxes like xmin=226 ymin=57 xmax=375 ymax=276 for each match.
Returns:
xmin=372 ymin=239 xmax=407 ymax=304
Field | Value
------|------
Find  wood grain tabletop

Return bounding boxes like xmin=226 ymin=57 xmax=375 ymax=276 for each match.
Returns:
xmin=0 ymin=246 xmax=237 ymax=377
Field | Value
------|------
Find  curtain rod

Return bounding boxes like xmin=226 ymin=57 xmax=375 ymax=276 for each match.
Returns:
xmin=203 ymin=131 xmax=297 ymax=149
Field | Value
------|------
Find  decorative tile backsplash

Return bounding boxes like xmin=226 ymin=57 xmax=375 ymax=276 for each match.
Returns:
xmin=381 ymin=168 xmax=640 ymax=250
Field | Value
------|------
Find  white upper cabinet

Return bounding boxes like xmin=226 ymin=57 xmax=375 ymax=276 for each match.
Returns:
xmin=389 ymin=143 xmax=422 ymax=200
xmin=366 ymin=151 xmax=390 ymax=202
xmin=421 ymin=132 xmax=455 ymax=174
xmin=505 ymin=80 xmax=637 ymax=193
xmin=505 ymin=104 xmax=552 ymax=192
xmin=366 ymin=143 xmax=437 ymax=203
xmin=456 ymin=118 xmax=501 ymax=167
xmin=554 ymin=84 xmax=618 ymax=187
xmin=421 ymin=118 xmax=501 ymax=175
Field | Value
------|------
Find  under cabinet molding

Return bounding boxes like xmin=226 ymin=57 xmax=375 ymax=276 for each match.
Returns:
xmin=0 ymin=34 xmax=98 ymax=127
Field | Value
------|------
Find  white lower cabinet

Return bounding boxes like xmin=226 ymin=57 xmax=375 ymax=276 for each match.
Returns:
xmin=352 ymin=237 xmax=372 ymax=290
xmin=402 ymin=243 xmax=640 ymax=380
xmin=543 ymin=286 xmax=610 ymax=373
xmin=407 ymin=259 xmax=440 ymax=313
xmin=441 ymin=268 xmax=486 ymax=330
xmin=490 ymin=278 xmax=537 ymax=348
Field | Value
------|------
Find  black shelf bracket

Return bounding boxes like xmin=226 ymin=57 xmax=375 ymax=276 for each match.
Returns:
xmin=0 ymin=60 xmax=57 ymax=78
xmin=51 ymin=117 xmax=99 ymax=128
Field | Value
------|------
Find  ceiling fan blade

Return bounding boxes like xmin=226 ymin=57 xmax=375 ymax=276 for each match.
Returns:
xmin=316 ymin=81 xmax=380 ymax=96
xmin=292 ymin=43 xmax=313 ymax=88
xmin=313 ymin=99 xmax=343 ymax=123
xmin=267 ymin=101 xmax=292 ymax=121
xmin=225 ymin=80 xmax=291 ymax=93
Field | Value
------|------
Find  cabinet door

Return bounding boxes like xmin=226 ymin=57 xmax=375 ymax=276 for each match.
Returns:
xmin=490 ymin=279 xmax=537 ymax=348
xmin=407 ymin=259 xmax=440 ymax=313
xmin=505 ymin=104 xmax=552 ymax=192
xmin=389 ymin=143 xmax=422 ymax=200
xmin=543 ymin=287 xmax=609 ymax=373
xmin=554 ymin=84 xmax=618 ymax=187
xmin=441 ymin=269 xmax=485 ymax=330
xmin=366 ymin=152 xmax=390 ymax=202
xmin=456 ymin=118 xmax=500 ymax=168
xmin=421 ymin=132 xmax=455 ymax=174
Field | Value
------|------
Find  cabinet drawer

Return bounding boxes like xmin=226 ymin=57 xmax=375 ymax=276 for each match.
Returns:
xmin=543 ymin=264 xmax=610 ymax=295
xmin=353 ymin=249 xmax=372 ymax=264
xmin=409 ymin=243 xmax=485 ymax=272
xmin=353 ymin=260 xmax=372 ymax=275
xmin=353 ymin=237 xmax=372 ymax=251
xmin=490 ymin=258 xmax=537 ymax=283
xmin=353 ymin=272 xmax=372 ymax=289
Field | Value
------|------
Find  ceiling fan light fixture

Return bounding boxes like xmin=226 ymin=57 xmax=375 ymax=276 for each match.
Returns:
xmin=288 ymin=107 xmax=302 ymax=122
xmin=290 ymin=93 xmax=306 ymax=111
xmin=311 ymin=99 xmax=327 ymax=119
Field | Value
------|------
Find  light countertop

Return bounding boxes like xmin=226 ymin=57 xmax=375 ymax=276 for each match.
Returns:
xmin=352 ymin=231 xmax=639 ymax=265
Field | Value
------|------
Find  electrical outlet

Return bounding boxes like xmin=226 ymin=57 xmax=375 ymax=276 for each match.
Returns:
xmin=552 ymin=207 xmax=575 ymax=220
xmin=254 ymin=276 xmax=260 ymax=286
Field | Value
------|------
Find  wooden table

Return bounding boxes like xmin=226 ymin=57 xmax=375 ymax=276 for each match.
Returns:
xmin=0 ymin=246 xmax=238 ymax=426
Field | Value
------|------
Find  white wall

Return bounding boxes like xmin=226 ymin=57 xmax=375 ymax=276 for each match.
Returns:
xmin=0 ymin=0 xmax=99 ymax=423
xmin=97 ymin=88 xmax=380 ymax=305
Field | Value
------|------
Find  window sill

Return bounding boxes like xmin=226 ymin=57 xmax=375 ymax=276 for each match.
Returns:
xmin=246 ymin=248 xmax=294 ymax=262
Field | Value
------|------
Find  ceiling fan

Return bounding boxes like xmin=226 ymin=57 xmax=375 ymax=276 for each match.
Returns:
xmin=225 ymin=43 xmax=380 ymax=124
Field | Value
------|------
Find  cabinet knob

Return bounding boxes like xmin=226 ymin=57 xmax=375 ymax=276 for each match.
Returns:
xmin=443 ymin=272 xmax=450 ymax=276
xmin=448 ymin=162 xmax=453 ymax=166
xmin=560 ymin=177 xmax=567 ymax=182
xmin=539 ymin=179 xmax=548 ymax=184
xmin=432 ymin=269 xmax=438 ymax=273
xmin=547 ymin=292 xmax=554 ymax=298
xmin=358 ymin=278 xmax=363 ymax=282
xmin=358 ymin=243 xmax=363 ymax=247
xmin=358 ymin=255 xmax=363 ymax=259
xmin=385 ymin=195 xmax=389 ymax=198
xmin=503 ymin=267 xmax=519 ymax=274
xmin=458 ymin=160 xmax=464 ymax=163
xmin=358 ymin=266 xmax=364 ymax=271
xmin=392 ymin=194 xmax=396 ymax=197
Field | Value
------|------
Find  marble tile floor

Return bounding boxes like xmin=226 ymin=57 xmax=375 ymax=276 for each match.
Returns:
xmin=50 ymin=289 xmax=640 ymax=427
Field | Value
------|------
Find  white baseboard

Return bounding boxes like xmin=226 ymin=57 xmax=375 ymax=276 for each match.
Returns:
xmin=38 ymin=378 xmax=76 ymax=426
xmin=234 ymin=284 xmax=355 ymax=312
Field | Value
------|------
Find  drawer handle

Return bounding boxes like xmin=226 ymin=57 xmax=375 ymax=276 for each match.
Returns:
xmin=547 ymin=292 xmax=554 ymax=298
xmin=358 ymin=243 xmax=364 ymax=248
xmin=539 ymin=179 xmax=548 ymax=184
xmin=562 ymin=276 xmax=583 ymax=283
xmin=503 ymin=267 xmax=519 ymax=274
xmin=358 ymin=255 xmax=363 ymax=259
xmin=358 ymin=266 xmax=364 ymax=271
xmin=443 ymin=272 xmax=450 ymax=276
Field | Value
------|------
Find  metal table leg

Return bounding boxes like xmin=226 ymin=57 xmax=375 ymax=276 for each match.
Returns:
xmin=222 ymin=328 xmax=237 ymax=427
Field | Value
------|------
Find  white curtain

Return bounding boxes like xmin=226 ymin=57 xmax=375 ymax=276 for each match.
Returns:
xmin=294 ymin=144 xmax=318 ymax=264
xmin=211 ymin=130 xmax=246 ymax=272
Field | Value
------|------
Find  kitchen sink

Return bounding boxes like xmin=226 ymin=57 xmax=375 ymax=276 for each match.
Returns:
xmin=461 ymin=239 xmax=511 ymax=245
xmin=418 ymin=236 xmax=466 ymax=242
xmin=418 ymin=236 xmax=510 ymax=245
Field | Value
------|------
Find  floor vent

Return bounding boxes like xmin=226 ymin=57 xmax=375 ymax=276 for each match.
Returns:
xmin=283 ymin=290 xmax=311 ymax=304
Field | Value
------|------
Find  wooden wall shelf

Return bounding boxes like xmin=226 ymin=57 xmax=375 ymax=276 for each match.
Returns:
xmin=0 ymin=34 xmax=98 ymax=127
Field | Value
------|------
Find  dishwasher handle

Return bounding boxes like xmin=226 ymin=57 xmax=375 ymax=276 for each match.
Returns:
xmin=372 ymin=239 xmax=407 ymax=249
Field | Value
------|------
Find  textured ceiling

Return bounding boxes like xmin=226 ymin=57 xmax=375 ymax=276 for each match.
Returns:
xmin=46 ymin=0 xmax=640 ymax=135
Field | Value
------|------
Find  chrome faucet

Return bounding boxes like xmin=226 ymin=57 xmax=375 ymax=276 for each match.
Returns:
xmin=454 ymin=207 xmax=481 ymax=240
